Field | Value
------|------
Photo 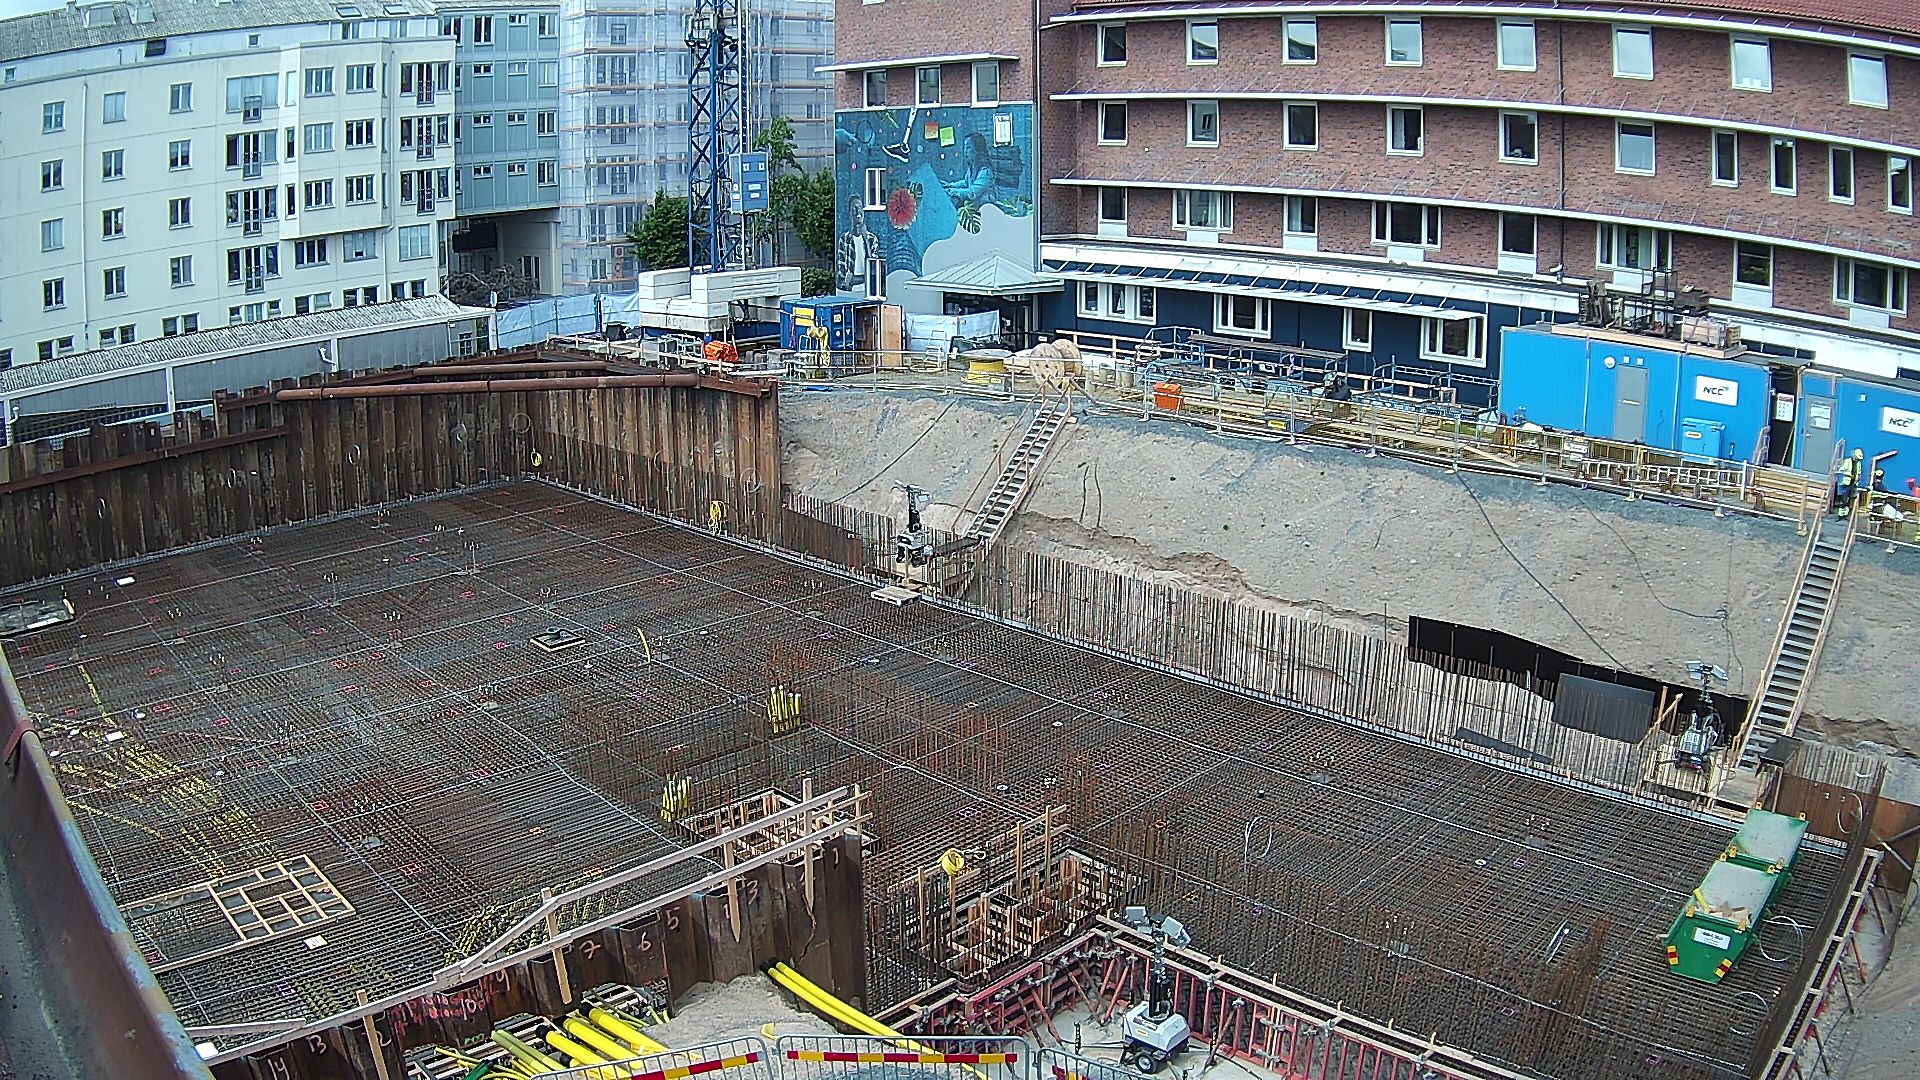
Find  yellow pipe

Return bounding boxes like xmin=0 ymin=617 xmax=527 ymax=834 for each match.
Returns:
xmin=586 ymin=1006 xmax=669 ymax=1055
xmin=542 ymin=1030 xmax=623 ymax=1080
xmin=565 ymin=1015 xmax=644 ymax=1062
xmin=768 ymin=964 xmax=989 ymax=1080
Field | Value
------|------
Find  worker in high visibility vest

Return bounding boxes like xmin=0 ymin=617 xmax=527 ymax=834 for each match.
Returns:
xmin=1835 ymin=448 xmax=1866 ymax=516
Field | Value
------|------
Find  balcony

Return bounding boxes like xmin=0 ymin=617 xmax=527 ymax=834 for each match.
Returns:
xmin=416 ymin=87 xmax=435 ymax=107
xmin=417 ymin=195 xmax=436 ymax=215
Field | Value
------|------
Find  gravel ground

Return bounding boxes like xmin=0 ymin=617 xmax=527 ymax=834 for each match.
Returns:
xmin=652 ymin=974 xmax=840 ymax=1047
xmin=1802 ymin=542 xmax=1920 ymax=756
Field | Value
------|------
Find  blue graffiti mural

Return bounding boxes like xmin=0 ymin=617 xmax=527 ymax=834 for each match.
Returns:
xmin=833 ymin=104 xmax=1034 ymax=296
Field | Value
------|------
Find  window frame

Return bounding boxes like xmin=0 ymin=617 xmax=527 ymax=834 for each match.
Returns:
xmin=169 ymin=139 xmax=191 ymax=170
xmin=1830 ymin=146 xmax=1855 ymax=204
xmin=1833 ymin=256 xmax=1908 ymax=314
xmin=1612 ymin=25 xmax=1654 ymax=79
xmin=1187 ymin=99 xmax=1219 ymax=147
xmin=1729 ymin=38 xmax=1772 ymax=92
xmin=863 ymin=69 xmax=886 ymax=109
xmin=1891 ymin=155 xmax=1913 ymax=214
xmin=1496 ymin=20 xmax=1536 ymax=72
xmin=1371 ymin=201 xmax=1441 ymax=247
xmin=1213 ymin=293 xmax=1270 ymax=338
xmin=1734 ymin=240 xmax=1772 ymax=288
xmin=1385 ymin=18 xmax=1422 ymax=66
xmin=915 ymin=65 xmax=941 ymax=106
xmin=1284 ymin=195 xmax=1317 ymax=237
xmin=1284 ymin=17 xmax=1317 ymax=64
xmin=40 ymin=218 xmax=63 ymax=252
xmin=1614 ymin=120 xmax=1655 ymax=175
xmin=1283 ymin=102 xmax=1318 ymax=150
xmin=1420 ymin=317 xmax=1487 ymax=367
xmin=168 ymin=196 xmax=190 ymax=228
xmin=1097 ymin=101 xmax=1128 ymax=145
xmin=1499 ymin=211 xmax=1537 ymax=256
xmin=41 ymin=159 xmax=62 ymax=191
xmin=1387 ymin=106 xmax=1423 ymax=156
xmin=102 ymin=265 xmax=127 ymax=298
xmin=1595 ymin=223 xmax=1672 ymax=271
xmin=1172 ymin=189 xmax=1232 ymax=232
xmin=1770 ymin=136 xmax=1796 ymax=195
xmin=1499 ymin=111 xmax=1537 ymax=164
xmin=43 ymin=101 xmax=65 ymax=133
xmin=1848 ymin=53 xmax=1888 ymax=109
xmin=170 ymin=254 xmax=194 ymax=287
xmin=169 ymin=82 xmax=193 ymax=113
xmin=1187 ymin=19 xmax=1218 ymax=66
xmin=971 ymin=61 xmax=1000 ymax=106
xmin=863 ymin=167 xmax=886 ymax=210
xmin=1343 ymin=308 xmax=1372 ymax=351
xmin=102 ymin=90 xmax=126 ymax=123
xmin=1711 ymin=129 xmax=1738 ymax=187
xmin=1097 ymin=186 xmax=1128 ymax=225
xmin=1098 ymin=22 xmax=1126 ymax=66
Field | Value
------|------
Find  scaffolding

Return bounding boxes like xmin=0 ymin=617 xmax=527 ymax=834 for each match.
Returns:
xmin=557 ymin=0 xmax=832 ymax=292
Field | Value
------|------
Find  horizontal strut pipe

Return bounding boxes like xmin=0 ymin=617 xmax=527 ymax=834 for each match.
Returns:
xmin=271 ymin=373 xmax=699 ymax=400
xmin=417 ymin=361 xmax=611 ymax=377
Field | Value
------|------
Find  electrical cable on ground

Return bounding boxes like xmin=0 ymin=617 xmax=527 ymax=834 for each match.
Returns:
xmin=837 ymin=400 xmax=959 ymax=502
xmin=1452 ymin=473 xmax=1625 ymax=668
xmin=1579 ymin=504 xmax=1742 ymax=682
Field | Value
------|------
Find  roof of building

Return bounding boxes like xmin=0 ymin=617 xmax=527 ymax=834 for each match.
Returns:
xmin=1063 ymin=0 xmax=1920 ymax=43
xmin=911 ymin=252 xmax=1066 ymax=296
xmin=0 ymin=295 xmax=489 ymax=396
xmin=0 ymin=0 xmax=437 ymax=64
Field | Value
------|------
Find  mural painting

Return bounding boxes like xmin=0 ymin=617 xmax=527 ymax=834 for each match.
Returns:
xmin=833 ymin=104 xmax=1034 ymax=304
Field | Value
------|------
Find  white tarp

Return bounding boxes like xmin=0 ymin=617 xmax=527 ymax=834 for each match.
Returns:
xmin=904 ymin=310 xmax=1001 ymax=355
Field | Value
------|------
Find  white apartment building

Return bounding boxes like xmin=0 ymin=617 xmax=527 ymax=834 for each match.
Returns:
xmin=0 ymin=0 xmax=457 ymax=370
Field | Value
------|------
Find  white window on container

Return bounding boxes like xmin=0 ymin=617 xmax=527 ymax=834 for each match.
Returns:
xmin=1214 ymin=294 xmax=1269 ymax=337
xmin=1344 ymin=309 xmax=1372 ymax=350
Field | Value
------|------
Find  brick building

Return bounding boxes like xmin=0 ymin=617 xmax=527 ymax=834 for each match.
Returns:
xmin=829 ymin=0 xmax=1920 ymax=399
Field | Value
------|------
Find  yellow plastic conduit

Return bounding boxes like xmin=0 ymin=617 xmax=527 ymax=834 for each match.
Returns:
xmin=586 ymin=1006 xmax=670 ymax=1056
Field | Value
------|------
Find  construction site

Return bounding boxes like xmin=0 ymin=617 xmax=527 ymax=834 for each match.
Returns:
xmin=0 ymin=336 xmax=1912 ymax=1080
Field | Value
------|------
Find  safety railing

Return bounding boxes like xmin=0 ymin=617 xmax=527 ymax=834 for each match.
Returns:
xmin=778 ymin=1034 xmax=1026 ymax=1080
xmin=1036 ymin=1048 xmax=1144 ymax=1080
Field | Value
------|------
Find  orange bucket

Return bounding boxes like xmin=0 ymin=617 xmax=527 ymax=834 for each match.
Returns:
xmin=1151 ymin=382 xmax=1184 ymax=410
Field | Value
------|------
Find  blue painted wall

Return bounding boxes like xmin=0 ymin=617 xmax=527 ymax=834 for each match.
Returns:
xmin=1498 ymin=325 xmax=1771 ymax=460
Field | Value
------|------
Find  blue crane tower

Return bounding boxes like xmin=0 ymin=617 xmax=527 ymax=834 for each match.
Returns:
xmin=685 ymin=0 xmax=745 ymax=274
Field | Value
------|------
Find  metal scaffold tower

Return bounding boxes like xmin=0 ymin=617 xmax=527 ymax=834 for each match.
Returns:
xmin=686 ymin=0 xmax=745 ymax=273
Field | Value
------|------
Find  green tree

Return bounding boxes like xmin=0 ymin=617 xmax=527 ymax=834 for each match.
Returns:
xmin=790 ymin=168 xmax=837 ymax=260
xmin=750 ymin=117 xmax=836 ymax=264
xmin=751 ymin=116 xmax=802 ymax=178
xmin=625 ymin=191 xmax=690 ymax=271
xmin=800 ymin=266 xmax=835 ymax=296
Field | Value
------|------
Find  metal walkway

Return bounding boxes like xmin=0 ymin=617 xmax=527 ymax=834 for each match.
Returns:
xmin=1735 ymin=513 xmax=1855 ymax=770
xmin=963 ymin=402 xmax=1070 ymax=553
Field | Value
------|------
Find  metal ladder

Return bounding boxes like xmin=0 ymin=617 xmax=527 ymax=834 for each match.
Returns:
xmin=1734 ymin=512 xmax=1856 ymax=769
xmin=964 ymin=401 xmax=1070 ymax=552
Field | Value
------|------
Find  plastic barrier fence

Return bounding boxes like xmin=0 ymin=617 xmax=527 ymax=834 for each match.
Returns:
xmin=540 ymin=1036 xmax=776 ymax=1080
xmin=777 ymin=1035 xmax=1026 ymax=1080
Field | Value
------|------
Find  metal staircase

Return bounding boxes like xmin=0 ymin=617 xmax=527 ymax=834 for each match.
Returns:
xmin=964 ymin=402 xmax=1070 ymax=553
xmin=1734 ymin=513 xmax=1855 ymax=769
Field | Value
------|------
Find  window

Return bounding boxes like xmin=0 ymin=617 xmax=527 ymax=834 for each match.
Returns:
xmin=916 ymin=65 xmax=941 ymax=105
xmin=1497 ymin=20 xmax=1536 ymax=71
xmin=1098 ymin=186 xmax=1127 ymax=224
xmin=1849 ymin=54 xmax=1888 ymax=109
xmin=345 ymin=174 xmax=375 ymax=204
xmin=295 ymin=238 xmax=329 ymax=267
xmin=346 ymin=119 xmax=375 ymax=147
xmin=1098 ymin=23 xmax=1126 ymax=66
xmin=43 ymin=101 xmax=64 ymax=133
xmin=1421 ymin=318 xmax=1485 ymax=366
xmin=1188 ymin=20 xmax=1217 ymax=64
xmin=1098 ymin=101 xmax=1127 ymax=144
xmin=1284 ymin=17 xmax=1316 ymax=63
xmin=1388 ymin=107 xmax=1423 ymax=155
xmin=1214 ymin=294 xmax=1269 ymax=337
xmin=863 ymin=70 xmax=886 ymax=108
xmin=41 ymin=159 xmax=62 ymax=191
xmin=1596 ymin=223 xmax=1670 ymax=270
xmin=471 ymin=14 xmax=493 ymax=43
xmin=864 ymin=167 xmax=886 ymax=209
xmin=1372 ymin=202 xmax=1440 ymax=246
xmin=162 ymin=314 xmax=200 ymax=337
xmin=1615 ymin=121 xmax=1655 ymax=174
xmin=1712 ymin=130 xmax=1738 ymax=186
xmin=1500 ymin=112 xmax=1537 ymax=163
xmin=304 ymin=67 xmax=334 ymax=97
xmin=303 ymin=180 xmax=334 ymax=209
xmin=538 ymin=14 xmax=556 ymax=36
xmin=225 ymin=245 xmax=279 ymax=283
xmin=1386 ymin=19 xmax=1422 ymax=65
xmin=1771 ymin=137 xmax=1796 ymax=194
xmin=1285 ymin=195 xmax=1316 ymax=235
xmin=508 ymin=61 xmax=529 ymax=77
xmin=507 ymin=111 xmax=528 ymax=125
xmin=1834 ymin=258 xmax=1908 ymax=312
xmin=1188 ymin=100 xmax=1218 ymax=146
xmin=343 ymin=230 xmax=378 ymax=260
xmin=102 ymin=91 xmax=126 ymax=123
xmin=972 ymin=61 xmax=1000 ymax=105
xmin=101 ymin=207 xmax=124 ymax=239
xmin=98 ymin=325 xmax=134 ymax=348
xmin=1344 ymin=309 xmax=1372 ymax=350
xmin=1735 ymin=241 xmax=1772 ymax=287
xmin=399 ymin=224 xmax=433 ymax=260
xmin=472 ymin=63 xmax=493 ymax=77
xmin=101 ymin=148 xmax=124 ymax=180
xmin=304 ymin=123 xmax=334 ymax=153
xmin=538 ymin=110 xmax=557 ymax=136
xmin=1613 ymin=26 xmax=1653 ymax=78
xmin=507 ymin=161 xmax=527 ymax=176
xmin=508 ymin=13 xmax=527 ymax=26
xmin=1830 ymin=147 xmax=1855 ymax=203
xmin=1173 ymin=189 xmax=1231 ymax=230
xmin=40 ymin=219 xmax=63 ymax=251
xmin=1731 ymin=39 xmax=1771 ymax=91
xmin=225 ymin=74 xmax=278 ymax=112
xmin=169 ymin=197 xmax=191 ymax=227
xmin=1892 ymin=156 xmax=1913 ymax=214
xmin=1079 ymin=282 xmax=1155 ymax=323
xmin=472 ymin=165 xmax=494 ymax=179
xmin=538 ymin=61 xmax=558 ymax=86
xmin=170 ymin=82 xmax=193 ymax=112
xmin=43 ymin=279 xmax=66 ymax=310
xmin=607 ymin=22 xmax=627 ymax=45
xmin=1284 ymin=103 xmax=1317 ymax=149
xmin=1500 ymin=212 xmax=1536 ymax=255
xmin=538 ymin=161 xmax=557 ymax=185
xmin=348 ymin=64 xmax=375 ymax=92
xmin=169 ymin=139 xmax=191 ymax=170
xmin=170 ymin=255 xmax=193 ymax=287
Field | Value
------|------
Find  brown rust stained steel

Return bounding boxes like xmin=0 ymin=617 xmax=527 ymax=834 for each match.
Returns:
xmin=272 ymin=373 xmax=702 ymax=400
xmin=0 ymin=426 xmax=289 ymax=497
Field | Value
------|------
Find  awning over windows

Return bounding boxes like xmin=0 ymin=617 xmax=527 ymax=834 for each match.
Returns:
xmin=1047 ymin=261 xmax=1480 ymax=320
xmin=913 ymin=253 xmax=1064 ymax=297
xmin=817 ymin=52 xmax=1019 ymax=74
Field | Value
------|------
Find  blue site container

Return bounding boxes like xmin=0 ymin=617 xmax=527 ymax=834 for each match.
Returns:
xmin=780 ymin=295 xmax=878 ymax=352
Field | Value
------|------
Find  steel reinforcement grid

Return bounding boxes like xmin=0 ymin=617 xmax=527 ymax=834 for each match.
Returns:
xmin=0 ymin=482 xmax=1844 ymax=1080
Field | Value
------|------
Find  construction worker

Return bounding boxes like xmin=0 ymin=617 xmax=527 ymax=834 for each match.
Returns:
xmin=1835 ymin=448 xmax=1865 ymax=515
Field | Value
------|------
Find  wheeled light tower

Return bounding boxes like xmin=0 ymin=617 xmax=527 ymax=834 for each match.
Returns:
xmin=1120 ymin=906 xmax=1192 ymax=1074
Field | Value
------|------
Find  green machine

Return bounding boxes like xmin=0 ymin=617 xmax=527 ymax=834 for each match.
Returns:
xmin=1665 ymin=809 xmax=1808 ymax=983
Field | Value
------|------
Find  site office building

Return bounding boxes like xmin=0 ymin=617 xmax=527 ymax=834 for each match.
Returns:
xmin=0 ymin=0 xmax=457 ymax=371
xmin=831 ymin=0 xmax=1920 ymax=396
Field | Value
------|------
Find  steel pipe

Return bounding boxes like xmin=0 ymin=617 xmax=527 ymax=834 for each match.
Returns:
xmin=271 ymin=373 xmax=699 ymax=400
xmin=417 ymin=361 xmax=610 ymax=377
